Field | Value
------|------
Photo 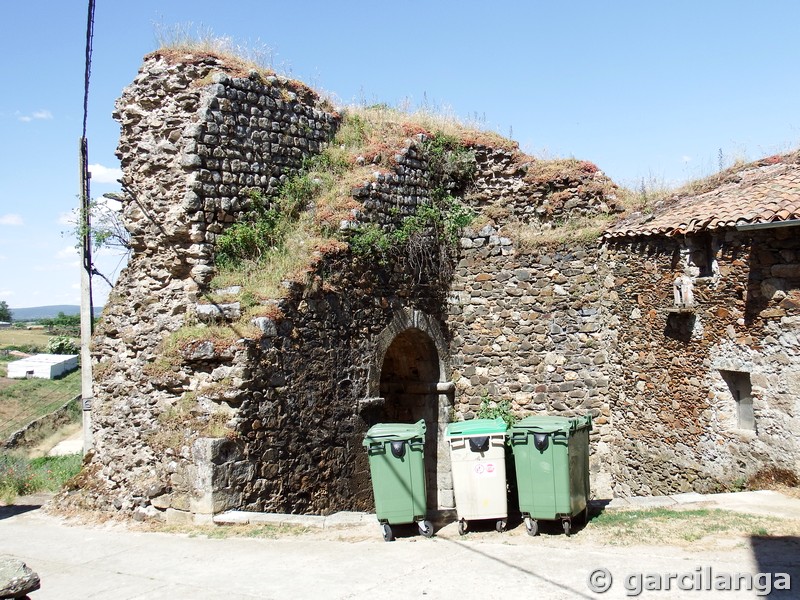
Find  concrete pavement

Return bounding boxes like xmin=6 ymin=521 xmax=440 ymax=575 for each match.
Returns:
xmin=1 ymin=491 xmax=799 ymax=599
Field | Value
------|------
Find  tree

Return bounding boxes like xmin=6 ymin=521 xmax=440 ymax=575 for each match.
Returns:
xmin=0 ymin=300 xmax=11 ymax=322
xmin=40 ymin=312 xmax=81 ymax=335
xmin=66 ymin=193 xmax=131 ymax=288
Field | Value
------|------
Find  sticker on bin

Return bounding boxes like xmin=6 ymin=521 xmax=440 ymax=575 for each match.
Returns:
xmin=473 ymin=462 xmax=498 ymax=477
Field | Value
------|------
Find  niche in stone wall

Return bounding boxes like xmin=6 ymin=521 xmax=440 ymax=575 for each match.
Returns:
xmin=719 ymin=370 xmax=754 ymax=431
xmin=687 ymin=234 xmax=717 ymax=278
xmin=664 ymin=312 xmax=696 ymax=342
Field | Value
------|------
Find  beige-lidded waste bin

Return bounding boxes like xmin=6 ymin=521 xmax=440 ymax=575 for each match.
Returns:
xmin=446 ymin=417 xmax=508 ymax=535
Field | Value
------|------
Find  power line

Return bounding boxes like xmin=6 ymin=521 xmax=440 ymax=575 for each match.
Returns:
xmin=82 ymin=0 xmax=95 ymax=140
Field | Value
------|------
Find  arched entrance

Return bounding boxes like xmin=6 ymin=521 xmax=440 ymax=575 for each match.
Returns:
xmin=364 ymin=309 xmax=454 ymax=510
xmin=379 ymin=328 xmax=440 ymax=508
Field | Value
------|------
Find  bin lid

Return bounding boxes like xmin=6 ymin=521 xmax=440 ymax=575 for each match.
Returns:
xmin=445 ymin=417 xmax=507 ymax=437
xmin=363 ymin=419 xmax=426 ymax=445
xmin=512 ymin=414 xmax=592 ymax=434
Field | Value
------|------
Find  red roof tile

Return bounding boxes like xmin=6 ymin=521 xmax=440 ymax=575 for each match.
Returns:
xmin=604 ymin=153 xmax=800 ymax=238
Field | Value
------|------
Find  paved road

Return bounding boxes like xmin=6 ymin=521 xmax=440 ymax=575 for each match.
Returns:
xmin=1 ymin=493 xmax=799 ymax=599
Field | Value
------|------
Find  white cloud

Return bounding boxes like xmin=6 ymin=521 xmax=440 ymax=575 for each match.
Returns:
xmin=88 ymin=163 xmax=122 ymax=184
xmin=17 ymin=109 xmax=53 ymax=122
xmin=681 ymin=155 xmax=692 ymax=163
xmin=0 ymin=214 xmax=23 ymax=226
xmin=56 ymin=245 xmax=79 ymax=260
xmin=0 ymin=290 xmax=13 ymax=299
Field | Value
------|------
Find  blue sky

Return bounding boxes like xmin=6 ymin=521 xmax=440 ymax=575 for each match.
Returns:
xmin=1 ymin=0 xmax=799 ymax=309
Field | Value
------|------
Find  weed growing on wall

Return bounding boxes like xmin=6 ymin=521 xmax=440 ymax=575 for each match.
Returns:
xmin=215 ymin=182 xmax=316 ymax=268
xmin=147 ymin=393 xmax=234 ymax=452
xmin=504 ymin=214 xmax=615 ymax=252
xmin=477 ymin=392 xmax=518 ymax=429
xmin=347 ymin=131 xmax=476 ymax=279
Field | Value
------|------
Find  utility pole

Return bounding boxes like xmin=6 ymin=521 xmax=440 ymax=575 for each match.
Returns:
xmin=79 ymin=0 xmax=96 ymax=454
xmin=79 ymin=138 xmax=94 ymax=454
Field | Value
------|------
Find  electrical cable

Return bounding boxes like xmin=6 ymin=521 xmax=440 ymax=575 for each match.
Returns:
xmin=82 ymin=0 xmax=95 ymax=140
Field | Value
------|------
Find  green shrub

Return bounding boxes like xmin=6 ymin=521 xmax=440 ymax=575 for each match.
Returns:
xmin=46 ymin=335 xmax=79 ymax=355
xmin=0 ymin=452 xmax=82 ymax=503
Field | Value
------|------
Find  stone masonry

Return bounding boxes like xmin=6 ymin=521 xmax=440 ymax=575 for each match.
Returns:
xmin=62 ymin=52 xmax=800 ymax=521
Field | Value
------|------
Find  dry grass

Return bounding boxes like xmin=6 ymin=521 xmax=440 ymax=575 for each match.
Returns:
xmin=150 ymin=23 xmax=320 ymax=105
xmin=524 ymin=157 xmax=601 ymax=184
xmin=503 ymin=214 xmax=615 ymax=252
xmin=612 ymin=151 xmax=800 ymax=222
xmin=144 ymin=521 xmax=311 ymax=539
xmin=210 ymin=218 xmax=335 ymax=304
xmin=0 ymin=328 xmax=52 ymax=350
xmin=146 ymin=392 xmax=234 ymax=453
xmin=153 ymin=22 xmax=274 ymax=72
xmin=577 ymin=507 xmax=798 ymax=550
xmin=339 ymin=104 xmax=517 ymax=164
xmin=746 ymin=467 xmax=799 ymax=495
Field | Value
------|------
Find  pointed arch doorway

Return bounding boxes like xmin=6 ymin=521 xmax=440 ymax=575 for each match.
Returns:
xmin=365 ymin=309 xmax=454 ymax=510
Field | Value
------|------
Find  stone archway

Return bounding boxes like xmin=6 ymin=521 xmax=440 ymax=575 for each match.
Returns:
xmin=364 ymin=308 xmax=454 ymax=510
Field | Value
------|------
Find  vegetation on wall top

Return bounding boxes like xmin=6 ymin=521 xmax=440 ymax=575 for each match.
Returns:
xmin=209 ymin=103 xmax=490 ymax=315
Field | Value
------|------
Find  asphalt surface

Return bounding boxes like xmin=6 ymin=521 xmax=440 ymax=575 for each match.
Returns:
xmin=1 ymin=491 xmax=799 ymax=599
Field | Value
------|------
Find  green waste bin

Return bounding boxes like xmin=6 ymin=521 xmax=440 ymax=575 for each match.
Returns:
xmin=510 ymin=414 xmax=592 ymax=536
xmin=363 ymin=419 xmax=433 ymax=541
xmin=446 ymin=417 xmax=508 ymax=535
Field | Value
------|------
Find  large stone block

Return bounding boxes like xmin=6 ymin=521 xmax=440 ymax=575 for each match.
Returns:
xmin=0 ymin=558 xmax=40 ymax=599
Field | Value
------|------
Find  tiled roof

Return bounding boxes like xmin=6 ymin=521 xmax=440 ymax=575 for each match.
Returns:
xmin=604 ymin=154 xmax=800 ymax=238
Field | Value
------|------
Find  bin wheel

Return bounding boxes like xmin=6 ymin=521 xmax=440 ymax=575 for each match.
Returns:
xmin=525 ymin=517 xmax=538 ymax=537
xmin=496 ymin=519 xmax=507 ymax=532
xmin=419 ymin=520 xmax=434 ymax=538
xmin=562 ymin=519 xmax=571 ymax=536
xmin=458 ymin=519 xmax=468 ymax=536
xmin=381 ymin=523 xmax=393 ymax=542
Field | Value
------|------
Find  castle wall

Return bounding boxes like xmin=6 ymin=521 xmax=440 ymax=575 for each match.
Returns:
xmin=69 ymin=54 xmax=800 ymax=521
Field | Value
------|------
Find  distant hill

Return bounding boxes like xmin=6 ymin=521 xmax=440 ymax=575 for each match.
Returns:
xmin=10 ymin=305 xmax=104 ymax=321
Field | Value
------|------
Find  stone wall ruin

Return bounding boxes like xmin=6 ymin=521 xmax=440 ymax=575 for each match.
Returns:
xmin=64 ymin=52 xmax=800 ymax=522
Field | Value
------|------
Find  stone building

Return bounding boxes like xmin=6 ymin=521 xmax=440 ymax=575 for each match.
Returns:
xmin=63 ymin=51 xmax=800 ymax=522
xmin=602 ymin=156 xmax=800 ymax=495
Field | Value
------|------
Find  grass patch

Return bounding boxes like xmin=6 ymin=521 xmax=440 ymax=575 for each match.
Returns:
xmin=0 ymin=452 xmax=82 ymax=504
xmin=0 ymin=370 xmax=81 ymax=441
xmin=586 ymin=507 xmax=793 ymax=546
xmin=0 ymin=328 xmax=51 ymax=352
xmin=211 ymin=216 xmax=337 ymax=304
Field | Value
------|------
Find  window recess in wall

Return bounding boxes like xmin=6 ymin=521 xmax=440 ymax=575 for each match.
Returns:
xmin=689 ymin=234 xmax=717 ymax=279
xmin=719 ymin=370 xmax=754 ymax=431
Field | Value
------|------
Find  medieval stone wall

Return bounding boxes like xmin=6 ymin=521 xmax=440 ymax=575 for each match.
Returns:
xmin=68 ymin=53 xmax=800 ymax=522
xmin=79 ymin=53 xmax=340 ymax=519
xmin=447 ymin=227 xmax=616 ymax=495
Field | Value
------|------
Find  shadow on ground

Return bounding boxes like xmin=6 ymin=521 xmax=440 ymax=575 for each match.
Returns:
xmin=0 ymin=504 xmax=40 ymax=520
xmin=750 ymin=535 xmax=800 ymax=598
